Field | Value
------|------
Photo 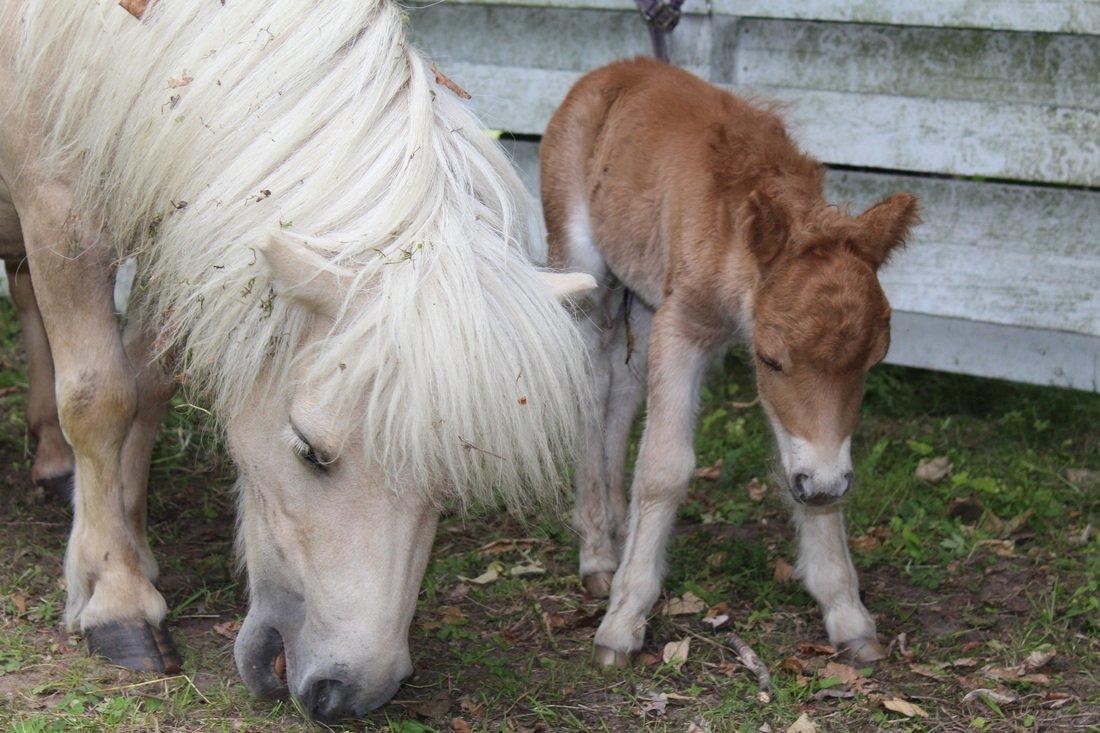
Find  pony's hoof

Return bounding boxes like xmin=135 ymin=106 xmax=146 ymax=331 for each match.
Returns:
xmin=593 ymin=644 xmax=631 ymax=669
xmin=85 ymin=619 xmax=182 ymax=673
xmin=840 ymin=636 xmax=888 ymax=664
xmin=582 ymin=572 xmax=614 ymax=598
xmin=35 ymin=473 xmax=74 ymax=503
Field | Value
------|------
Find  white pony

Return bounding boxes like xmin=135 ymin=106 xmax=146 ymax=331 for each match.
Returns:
xmin=0 ymin=0 xmax=592 ymax=720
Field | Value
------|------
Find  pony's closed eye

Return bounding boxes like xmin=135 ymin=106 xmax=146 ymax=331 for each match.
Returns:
xmin=288 ymin=424 xmax=332 ymax=473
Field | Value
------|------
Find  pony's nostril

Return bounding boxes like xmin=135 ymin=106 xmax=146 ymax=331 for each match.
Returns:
xmin=842 ymin=471 xmax=855 ymax=494
xmin=304 ymin=678 xmax=354 ymax=722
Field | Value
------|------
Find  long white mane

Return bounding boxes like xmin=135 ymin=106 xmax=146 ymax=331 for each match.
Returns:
xmin=7 ymin=0 xmax=587 ymax=507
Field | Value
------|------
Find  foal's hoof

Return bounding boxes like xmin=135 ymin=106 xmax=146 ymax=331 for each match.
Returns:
xmin=86 ymin=619 xmax=182 ymax=673
xmin=593 ymin=644 xmax=631 ymax=669
xmin=35 ymin=473 xmax=74 ymax=503
xmin=840 ymin=636 xmax=888 ymax=664
xmin=582 ymin=572 xmax=614 ymax=598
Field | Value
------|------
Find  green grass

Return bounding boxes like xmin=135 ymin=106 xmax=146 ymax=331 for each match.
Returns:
xmin=0 ymin=296 xmax=1097 ymax=731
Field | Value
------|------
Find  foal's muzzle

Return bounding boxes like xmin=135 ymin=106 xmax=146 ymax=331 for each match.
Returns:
xmin=790 ymin=471 xmax=853 ymax=506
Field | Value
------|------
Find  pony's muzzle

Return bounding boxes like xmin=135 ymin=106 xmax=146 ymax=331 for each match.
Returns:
xmin=790 ymin=471 xmax=853 ymax=506
xmin=234 ymin=621 xmax=288 ymax=699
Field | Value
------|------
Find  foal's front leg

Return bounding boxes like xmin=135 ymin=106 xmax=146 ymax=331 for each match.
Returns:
xmin=20 ymin=192 xmax=178 ymax=672
xmin=594 ymin=307 xmax=709 ymax=666
xmin=792 ymin=503 xmax=886 ymax=662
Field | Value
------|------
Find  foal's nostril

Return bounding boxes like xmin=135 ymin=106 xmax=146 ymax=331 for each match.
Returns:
xmin=842 ymin=471 xmax=855 ymax=494
xmin=791 ymin=473 xmax=810 ymax=502
xmin=304 ymin=678 xmax=354 ymax=722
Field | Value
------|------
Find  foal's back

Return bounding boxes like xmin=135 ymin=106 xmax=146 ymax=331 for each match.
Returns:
xmin=541 ymin=58 xmax=819 ymax=306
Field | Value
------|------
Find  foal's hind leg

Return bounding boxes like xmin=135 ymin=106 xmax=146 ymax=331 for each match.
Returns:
xmin=573 ymin=298 xmax=619 ymax=596
xmin=792 ymin=503 xmax=885 ymax=662
xmin=4 ymin=259 xmax=75 ymax=499
xmin=601 ymin=298 xmax=652 ymax=558
xmin=19 ymin=189 xmax=177 ymax=672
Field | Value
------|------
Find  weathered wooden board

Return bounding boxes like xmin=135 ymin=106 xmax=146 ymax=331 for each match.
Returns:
xmin=501 ymin=138 xmax=1100 ymax=390
xmin=432 ymin=0 xmax=1100 ymax=35
xmin=410 ymin=6 xmax=1100 ymax=184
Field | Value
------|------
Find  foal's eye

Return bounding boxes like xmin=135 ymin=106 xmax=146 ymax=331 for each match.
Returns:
xmin=290 ymin=425 xmax=330 ymax=473
xmin=756 ymin=352 xmax=783 ymax=373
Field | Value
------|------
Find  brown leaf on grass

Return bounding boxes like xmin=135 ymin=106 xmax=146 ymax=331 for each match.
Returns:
xmin=814 ymin=687 xmax=854 ymax=700
xmin=882 ymin=697 xmax=929 ymax=718
xmin=981 ymin=509 xmax=1034 ymax=538
xmin=773 ymin=557 xmax=795 ymax=583
xmin=746 ymin=477 xmax=768 ymax=502
xmin=694 ymin=460 xmax=723 ymax=481
xmin=821 ymin=661 xmax=860 ymax=686
xmin=916 ymin=456 xmax=953 ymax=482
xmin=662 ymin=638 xmax=691 ymax=669
xmin=212 ymin=620 xmax=241 ymax=639
xmin=451 ymin=718 xmax=474 ymax=733
xmin=459 ymin=561 xmax=503 ymax=585
xmin=167 ymin=73 xmax=193 ymax=88
xmin=509 ymin=560 xmax=546 ymax=577
xmin=440 ymin=606 xmax=467 ymax=626
xmin=11 ymin=593 xmax=27 ymax=614
xmin=638 ymin=651 xmax=662 ymax=666
xmin=949 ymin=657 xmax=980 ymax=668
xmin=779 ymin=656 xmax=807 ymax=674
xmin=662 ymin=591 xmax=706 ymax=616
xmin=119 ymin=0 xmax=148 ymax=19
xmin=706 ymin=552 xmax=728 ymax=567
xmin=785 ymin=713 xmax=818 ymax=733
xmin=430 ymin=63 xmax=472 ymax=100
xmin=702 ymin=603 xmax=730 ymax=629
xmin=458 ymin=695 xmax=484 ymax=717
xmin=0 ymin=386 xmax=19 ymax=397
xmin=960 ymin=640 xmax=984 ymax=653
xmin=974 ymin=538 xmax=1016 ymax=557
xmin=798 ymin=642 xmax=837 ymax=656
xmin=849 ymin=533 xmax=879 ymax=552
xmin=984 ymin=666 xmax=1050 ymax=685
xmin=1065 ymin=468 xmax=1098 ymax=485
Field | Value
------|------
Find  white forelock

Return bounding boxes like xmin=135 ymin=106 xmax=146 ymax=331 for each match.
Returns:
xmin=7 ymin=0 xmax=588 ymax=508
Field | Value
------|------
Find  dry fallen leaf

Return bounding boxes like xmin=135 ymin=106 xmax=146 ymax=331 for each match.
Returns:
xmin=882 ymin=697 xmax=929 ymax=718
xmin=822 ymin=661 xmax=860 ymax=686
xmin=638 ymin=651 xmax=662 ymax=666
xmin=694 ymin=461 xmax=723 ymax=481
xmin=119 ymin=0 xmax=148 ymax=19
xmin=663 ymin=591 xmax=706 ymax=616
xmin=405 ymin=692 xmax=451 ymax=720
xmin=212 ymin=620 xmax=241 ymax=639
xmin=950 ymin=657 xmax=980 ymax=668
xmin=773 ymin=557 xmax=796 ymax=584
xmin=451 ymin=717 xmax=474 ymax=733
xmin=910 ymin=663 xmax=948 ymax=681
xmin=779 ymin=656 xmax=807 ymax=674
xmin=706 ymin=552 xmax=729 ymax=567
xmin=11 ymin=593 xmax=27 ymax=614
xmin=746 ymin=477 xmax=768 ymax=502
xmin=663 ymin=638 xmax=691 ymax=669
xmin=1024 ymin=647 xmax=1057 ymax=671
xmin=850 ymin=533 xmax=880 ymax=552
xmin=798 ymin=642 xmax=837 ymax=656
xmin=478 ymin=538 xmax=543 ymax=555
xmin=459 ymin=561 xmax=504 ymax=586
xmin=509 ymin=560 xmax=546 ymax=577
xmin=916 ymin=455 xmax=953 ymax=482
xmin=963 ymin=688 xmax=1017 ymax=705
xmin=1065 ymin=468 xmax=1098 ymax=485
xmin=785 ymin=713 xmax=818 ymax=733
xmin=974 ymin=538 xmax=1016 ymax=557
xmin=440 ymin=606 xmax=467 ymax=626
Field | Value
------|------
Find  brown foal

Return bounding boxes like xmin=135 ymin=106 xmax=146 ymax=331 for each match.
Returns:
xmin=541 ymin=58 xmax=919 ymax=666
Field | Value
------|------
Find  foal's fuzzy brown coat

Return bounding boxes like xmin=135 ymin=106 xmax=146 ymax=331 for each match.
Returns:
xmin=542 ymin=58 xmax=918 ymax=665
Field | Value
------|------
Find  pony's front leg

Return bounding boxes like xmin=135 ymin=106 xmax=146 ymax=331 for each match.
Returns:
xmin=21 ymin=191 xmax=177 ymax=672
xmin=4 ymin=259 xmax=74 ymax=499
xmin=792 ymin=503 xmax=886 ymax=662
xmin=593 ymin=308 xmax=709 ymax=666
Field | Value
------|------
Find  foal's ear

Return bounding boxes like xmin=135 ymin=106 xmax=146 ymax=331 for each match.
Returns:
xmin=541 ymin=271 xmax=598 ymax=301
xmin=855 ymin=193 xmax=920 ymax=268
xmin=256 ymin=231 xmax=354 ymax=319
xmin=741 ymin=190 xmax=790 ymax=270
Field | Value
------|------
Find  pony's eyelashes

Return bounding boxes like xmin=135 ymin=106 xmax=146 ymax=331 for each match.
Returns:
xmin=288 ymin=423 xmax=333 ymax=473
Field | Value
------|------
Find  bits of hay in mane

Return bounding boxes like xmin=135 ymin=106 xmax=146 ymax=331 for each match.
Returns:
xmin=7 ymin=0 xmax=589 ymax=510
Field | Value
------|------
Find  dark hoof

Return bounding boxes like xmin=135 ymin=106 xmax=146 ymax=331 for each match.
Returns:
xmin=839 ymin=636 xmax=888 ymax=664
xmin=35 ymin=473 xmax=74 ymax=503
xmin=593 ymin=644 xmax=631 ymax=669
xmin=85 ymin=619 xmax=182 ymax=673
xmin=582 ymin=572 xmax=614 ymax=598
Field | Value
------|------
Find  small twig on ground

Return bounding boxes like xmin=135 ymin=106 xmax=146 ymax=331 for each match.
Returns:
xmin=726 ymin=631 xmax=772 ymax=692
